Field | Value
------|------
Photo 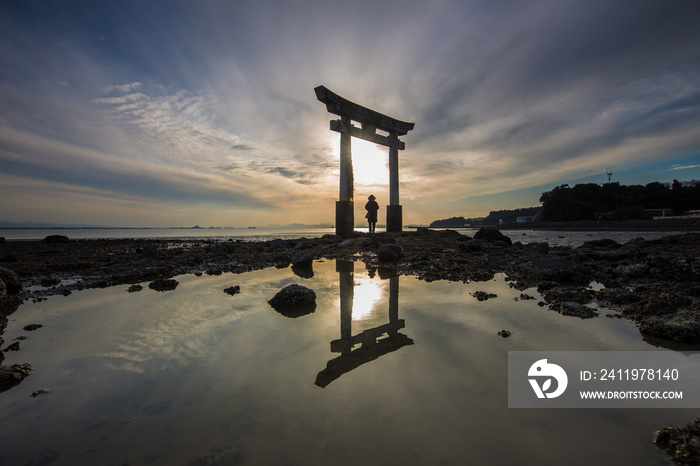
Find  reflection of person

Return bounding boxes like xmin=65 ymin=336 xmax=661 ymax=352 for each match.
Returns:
xmin=365 ymin=195 xmax=379 ymax=233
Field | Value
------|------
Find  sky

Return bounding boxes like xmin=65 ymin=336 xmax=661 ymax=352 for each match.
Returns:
xmin=1 ymin=0 xmax=700 ymax=227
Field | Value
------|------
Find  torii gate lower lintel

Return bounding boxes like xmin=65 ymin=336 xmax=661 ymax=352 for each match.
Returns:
xmin=315 ymin=85 xmax=415 ymax=236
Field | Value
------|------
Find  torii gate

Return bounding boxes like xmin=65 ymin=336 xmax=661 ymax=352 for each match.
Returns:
xmin=315 ymin=86 xmax=415 ymax=236
xmin=315 ymin=260 xmax=414 ymax=388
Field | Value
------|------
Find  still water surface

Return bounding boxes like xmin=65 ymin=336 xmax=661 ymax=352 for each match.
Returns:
xmin=0 ymin=260 xmax=695 ymax=465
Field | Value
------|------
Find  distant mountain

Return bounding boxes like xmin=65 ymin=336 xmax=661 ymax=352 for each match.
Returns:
xmin=0 ymin=220 xmax=115 ymax=228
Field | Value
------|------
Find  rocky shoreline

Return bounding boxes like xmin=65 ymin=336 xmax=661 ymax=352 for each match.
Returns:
xmin=2 ymin=229 xmax=700 ymax=343
xmin=2 ymin=228 xmax=700 ymax=462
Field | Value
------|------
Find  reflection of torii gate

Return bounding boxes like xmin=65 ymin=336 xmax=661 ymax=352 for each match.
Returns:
xmin=315 ymin=86 xmax=415 ymax=236
xmin=315 ymin=261 xmax=414 ymax=388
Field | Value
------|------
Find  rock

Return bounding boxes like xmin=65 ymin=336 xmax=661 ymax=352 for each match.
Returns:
xmin=655 ymin=417 xmax=700 ymax=465
xmin=40 ymin=277 xmax=60 ymax=287
xmin=0 ymin=363 xmax=33 ymax=393
xmin=474 ymin=228 xmax=512 ymax=245
xmin=497 ymin=329 xmax=511 ymax=338
xmin=2 ymin=342 xmax=20 ymax=352
xmin=459 ymin=239 xmax=485 ymax=252
xmin=291 ymin=250 xmax=314 ymax=268
xmin=613 ymin=263 xmax=649 ymax=277
xmin=292 ymin=264 xmax=314 ymax=279
xmin=23 ymin=324 xmax=43 ymax=331
xmin=537 ymin=281 xmax=560 ymax=293
xmin=623 ymin=295 xmax=689 ymax=317
xmin=0 ymin=267 xmax=22 ymax=295
xmin=291 ymin=250 xmax=314 ymax=278
xmin=472 ymin=291 xmax=497 ymax=301
xmin=595 ymin=288 xmax=642 ymax=305
xmin=639 ymin=313 xmax=700 ymax=342
xmin=293 ymin=240 xmax=312 ymax=250
xmin=517 ymin=293 xmax=536 ymax=301
xmin=127 ymin=284 xmax=143 ymax=293
xmin=224 ymin=285 xmax=240 ymax=295
xmin=369 ymin=234 xmax=396 ymax=246
xmin=0 ymin=253 xmax=17 ymax=263
xmin=148 ymin=278 xmax=179 ymax=292
xmin=266 ymin=239 xmax=289 ymax=251
xmin=338 ymin=239 xmax=354 ymax=249
xmin=0 ymin=279 xmax=5 ymax=300
xmin=544 ymin=286 xmax=595 ymax=304
xmin=31 ymin=388 xmax=50 ymax=398
xmin=267 ymin=284 xmax=316 ymax=318
xmin=377 ymin=244 xmax=403 ymax=262
xmin=519 ymin=256 xmax=591 ymax=284
xmin=141 ymin=244 xmax=167 ymax=258
xmin=550 ymin=302 xmax=598 ymax=319
xmin=579 ymin=239 xmax=622 ymax=250
xmin=320 ymin=234 xmax=342 ymax=244
xmin=42 ymin=235 xmax=70 ymax=243
xmin=525 ymin=242 xmax=551 ymax=254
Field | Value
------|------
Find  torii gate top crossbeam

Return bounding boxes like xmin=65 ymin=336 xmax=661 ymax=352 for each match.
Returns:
xmin=314 ymin=86 xmax=415 ymax=136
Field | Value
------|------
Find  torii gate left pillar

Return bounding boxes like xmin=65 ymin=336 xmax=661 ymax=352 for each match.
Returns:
xmin=315 ymin=86 xmax=414 ymax=236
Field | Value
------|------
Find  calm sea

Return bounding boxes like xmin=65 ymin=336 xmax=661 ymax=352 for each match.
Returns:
xmin=0 ymin=227 xmax=689 ymax=247
xmin=0 ymin=227 xmax=337 ymax=242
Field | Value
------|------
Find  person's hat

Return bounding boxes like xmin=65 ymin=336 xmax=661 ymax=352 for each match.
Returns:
xmin=368 ymin=195 xmax=376 ymax=200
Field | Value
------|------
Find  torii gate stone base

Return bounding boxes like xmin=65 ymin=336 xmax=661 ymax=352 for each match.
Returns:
xmin=315 ymin=86 xmax=414 ymax=236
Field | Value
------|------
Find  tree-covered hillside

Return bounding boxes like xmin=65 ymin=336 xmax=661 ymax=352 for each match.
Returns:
xmin=539 ymin=181 xmax=700 ymax=221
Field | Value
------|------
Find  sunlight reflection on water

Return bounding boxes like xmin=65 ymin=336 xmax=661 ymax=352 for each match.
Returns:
xmin=0 ymin=260 xmax=692 ymax=465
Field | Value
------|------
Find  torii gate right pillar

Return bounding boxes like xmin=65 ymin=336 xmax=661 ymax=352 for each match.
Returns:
xmin=386 ymin=131 xmax=402 ymax=232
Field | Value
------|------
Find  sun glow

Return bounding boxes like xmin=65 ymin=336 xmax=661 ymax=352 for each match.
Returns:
xmin=330 ymin=135 xmax=388 ymax=186
xmin=351 ymin=276 xmax=385 ymax=320
xmin=352 ymin=139 xmax=389 ymax=186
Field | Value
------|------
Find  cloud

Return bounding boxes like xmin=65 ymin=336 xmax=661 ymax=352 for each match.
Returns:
xmin=91 ymin=93 xmax=147 ymax=105
xmin=669 ymin=164 xmax=700 ymax=171
xmin=102 ymin=82 xmax=142 ymax=93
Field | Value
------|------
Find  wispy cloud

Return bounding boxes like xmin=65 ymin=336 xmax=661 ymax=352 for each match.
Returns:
xmin=669 ymin=164 xmax=700 ymax=171
xmin=102 ymin=82 xmax=142 ymax=94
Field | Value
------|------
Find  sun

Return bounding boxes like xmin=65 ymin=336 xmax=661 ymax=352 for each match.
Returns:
xmin=352 ymin=139 xmax=389 ymax=186
xmin=351 ymin=276 xmax=385 ymax=320
xmin=330 ymin=135 xmax=388 ymax=186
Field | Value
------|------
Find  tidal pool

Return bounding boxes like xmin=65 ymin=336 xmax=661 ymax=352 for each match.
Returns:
xmin=0 ymin=260 xmax=694 ymax=465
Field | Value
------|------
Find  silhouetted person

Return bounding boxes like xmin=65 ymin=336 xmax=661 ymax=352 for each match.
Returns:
xmin=365 ymin=195 xmax=379 ymax=233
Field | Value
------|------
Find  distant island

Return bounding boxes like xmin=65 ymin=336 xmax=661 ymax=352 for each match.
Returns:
xmin=430 ymin=207 xmax=539 ymax=228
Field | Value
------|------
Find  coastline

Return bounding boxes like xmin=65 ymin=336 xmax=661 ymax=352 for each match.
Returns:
xmin=1 ymin=228 xmax=699 ymax=346
xmin=486 ymin=218 xmax=700 ymax=232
